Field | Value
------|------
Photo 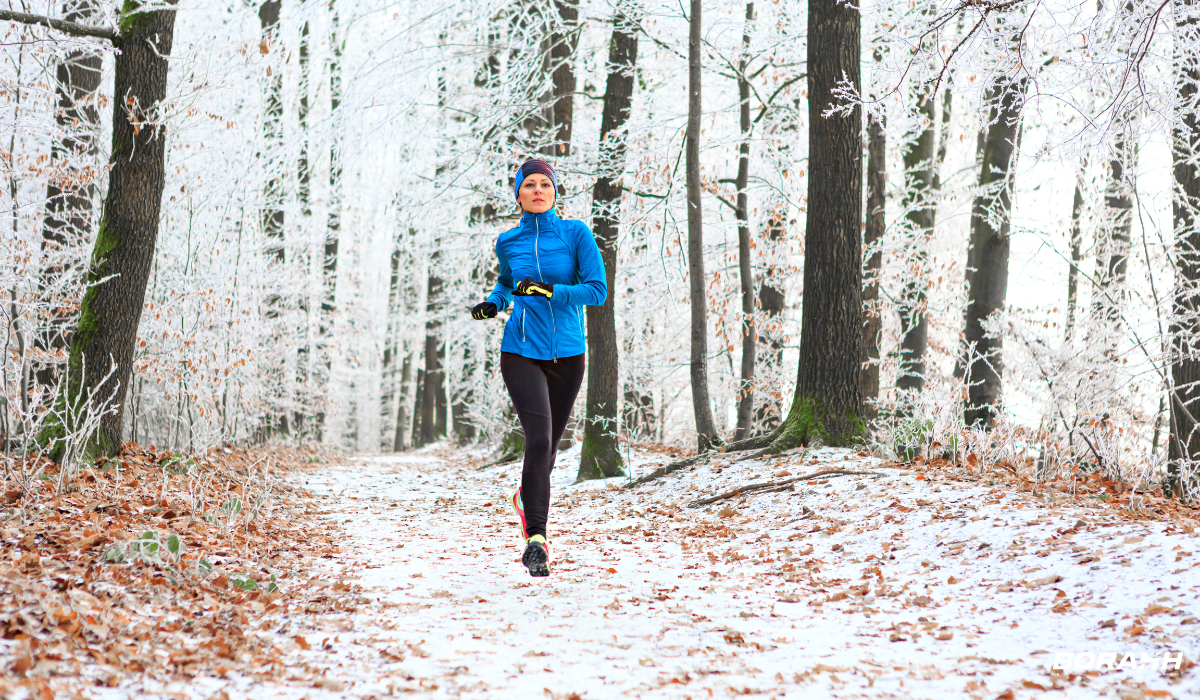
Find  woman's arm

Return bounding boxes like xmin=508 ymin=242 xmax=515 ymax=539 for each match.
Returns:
xmin=552 ymin=222 xmax=607 ymax=307
xmin=486 ymin=236 xmax=515 ymax=311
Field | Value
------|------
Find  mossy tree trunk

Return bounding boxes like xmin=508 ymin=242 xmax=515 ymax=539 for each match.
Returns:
xmin=962 ymin=75 xmax=1027 ymax=429
xmin=579 ymin=3 xmax=639 ymax=481
xmin=36 ymin=0 xmax=103 ymax=392
xmin=770 ymin=0 xmax=863 ymax=450
xmin=40 ymin=3 xmax=178 ymax=460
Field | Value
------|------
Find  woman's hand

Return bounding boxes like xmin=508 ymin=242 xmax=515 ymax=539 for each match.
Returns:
xmin=514 ymin=277 xmax=554 ymax=299
xmin=471 ymin=302 xmax=498 ymax=320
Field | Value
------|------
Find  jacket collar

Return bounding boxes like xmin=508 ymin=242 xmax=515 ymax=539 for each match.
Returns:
xmin=519 ymin=207 xmax=559 ymax=230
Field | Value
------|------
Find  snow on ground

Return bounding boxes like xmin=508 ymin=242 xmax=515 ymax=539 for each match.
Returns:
xmin=132 ymin=444 xmax=1198 ymax=699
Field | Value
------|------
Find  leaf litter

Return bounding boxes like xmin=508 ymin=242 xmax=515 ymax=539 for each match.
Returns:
xmin=2 ymin=442 xmax=1198 ymax=698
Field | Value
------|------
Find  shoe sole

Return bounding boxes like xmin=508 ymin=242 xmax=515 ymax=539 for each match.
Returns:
xmin=522 ymin=543 xmax=550 ymax=577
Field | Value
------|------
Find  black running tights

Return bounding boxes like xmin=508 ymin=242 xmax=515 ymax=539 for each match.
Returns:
xmin=500 ymin=352 xmax=586 ymax=540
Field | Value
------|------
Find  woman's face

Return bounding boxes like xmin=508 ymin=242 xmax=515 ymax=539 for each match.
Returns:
xmin=518 ymin=173 xmax=556 ymax=214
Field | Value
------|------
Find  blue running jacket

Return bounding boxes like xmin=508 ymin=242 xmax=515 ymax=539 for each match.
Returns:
xmin=487 ymin=208 xmax=607 ymax=361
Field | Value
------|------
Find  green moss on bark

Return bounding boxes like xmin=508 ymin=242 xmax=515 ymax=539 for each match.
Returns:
xmin=578 ymin=433 xmax=624 ymax=481
xmin=769 ymin=393 xmax=865 ymax=452
xmin=36 ymin=215 xmax=120 ymax=463
xmin=118 ymin=1 xmax=155 ymax=36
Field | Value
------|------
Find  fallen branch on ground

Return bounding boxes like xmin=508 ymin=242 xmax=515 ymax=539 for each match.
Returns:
xmin=688 ymin=468 xmax=885 ymax=508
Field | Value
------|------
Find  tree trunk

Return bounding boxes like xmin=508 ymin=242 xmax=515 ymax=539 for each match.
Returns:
xmin=1169 ymin=0 xmax=1200 ymax=493
xmin=685 ymin=0 xmax=719 ymax=453
xmin=546 ymin=0 xmax=578 ymax=156
xmin=40 ymin=3 xmax=179 ymax=460
xmin=897 ymin=89 xmax=936 ymax=392
xmin=411 ymin=365 xmax=425 ymax=447
xmin=756 ymin=205 xmax=786 ymax=430
xmin=862 ymin=110 xmax=885 ymax=419
xmin=259 ymin=1 xmax=284 ymax=265
xmin=418 ymin=263 xmax=444 ymax=446
xmin=1064 ymin=180 xmax=1084 ymax=342
xmin=771 ymin=0 xmax=863 ymax=449
xmin=733 ymin=2 xmax=757 ymax=441
xmin=579 ymin=3 xmax=639 ymax=480
xmin=36 ymin=0 xmax=103 ymax=392
xmin=323 ymin=2 xmax=342 ymax=328
xmin=1094 ymin=119 xmax=1136 ymax=332
xmin=393 ymin=350 xmax=412 ymax=451
xmin=380 ymin=248 xmax=401 ymax=449
xmin=962 ymin=75 xmax=1027 ymax=429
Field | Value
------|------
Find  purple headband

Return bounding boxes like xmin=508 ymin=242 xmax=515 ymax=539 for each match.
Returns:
xmin=514 ymin=159 xmax=558 ymax=201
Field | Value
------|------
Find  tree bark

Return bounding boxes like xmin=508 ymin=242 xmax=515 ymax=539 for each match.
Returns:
xmin=323 ymin=2 xmax=343 ymax=328
xmin=418 ymin=261 xmax=445 ymax=446
xmin=897 ymin=89 xmax=936 ymax=392
xmin=259 ymin=1 xmax=284 ymax=265
xmin=1064 ymin=180 xmax=1084 ymax=342
xmin=1169 ymin=0 xmax=1200 ymax=492
xmin=579 ymin=3 xmax=639 ymax=480
xmin=962 ymin=75 xmax=1027 ymax=429
xmin=393 ymin=350 xmax=412 ymax=451
xmin=40 ymin=3 xmax=179 ymax=460
xmin=771 ymin=0 xmax=863 ymax=449
xmin=733 ymin=2 xmax=757 ymax=441
xmin=862 ymin=110 xmax=885 ymax=419
xmin=685 ymin=0 xmax=719 ymax=453
xmin=1094 ymin=118 xmax=1136 ymax=332
xmin=37 ymin=0 xmax=103 ymax=392
xmin=380 ymin=248 xmax=401 ymax=448
xmin=546 ymin=0 xmax=578 ymax=156
xmin=756 ymin=205 xmax=786 ymax=430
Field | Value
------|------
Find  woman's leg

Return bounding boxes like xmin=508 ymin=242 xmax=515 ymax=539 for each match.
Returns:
xmin=544 ymin=354 xmax=587 ymax=458
xmin=500 ymin=353 xmax=554 ymax=539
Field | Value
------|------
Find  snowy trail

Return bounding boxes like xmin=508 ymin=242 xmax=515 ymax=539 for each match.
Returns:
xmin=196 ymin=446 xmax=1195 ymax=699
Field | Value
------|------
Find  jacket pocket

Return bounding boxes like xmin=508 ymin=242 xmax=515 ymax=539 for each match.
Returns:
xmin=520 ymin=308 xmax=527 ymax=343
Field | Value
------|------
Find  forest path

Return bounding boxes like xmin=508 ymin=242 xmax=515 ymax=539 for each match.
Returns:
xmin=200 ymin=445 xmax=1196 ymax=699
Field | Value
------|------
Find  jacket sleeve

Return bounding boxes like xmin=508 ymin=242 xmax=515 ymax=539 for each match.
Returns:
xmin=554 ymin=222 xmax=608 ymax=307
xmin=486 ymin=235 xmax=515 ymax=312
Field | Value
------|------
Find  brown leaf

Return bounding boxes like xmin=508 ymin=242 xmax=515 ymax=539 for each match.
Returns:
xmin=67 ymin=534 xmax=101 ymax=551
xmin=294 ymin=636 xmax=311 ymax=650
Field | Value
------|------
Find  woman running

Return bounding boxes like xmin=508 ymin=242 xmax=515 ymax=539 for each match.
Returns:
xmin=470 ymin=159 xmax=607 ymax=577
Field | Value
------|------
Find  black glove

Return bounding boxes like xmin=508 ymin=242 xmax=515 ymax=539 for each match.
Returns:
xmin=471 ymin=301 xmax=498 ymax=320
xmin=514 ymin=277 xmax=554 ymax=299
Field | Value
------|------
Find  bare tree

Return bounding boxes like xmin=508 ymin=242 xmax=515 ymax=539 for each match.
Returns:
xmin=732 ymin=1 xmax=757 ymax=440
xmin=16 ymin=3 xmax=182 ymax=459
xmin=579 ymin=3 xmax=640 ymax=480
xmin=962 ymin=74 xmax=1028 ymax=429
xmin=685 ymin=0 xmax=719 ymax=453
xmin=769 ymin=0 xmax=863 ymax=449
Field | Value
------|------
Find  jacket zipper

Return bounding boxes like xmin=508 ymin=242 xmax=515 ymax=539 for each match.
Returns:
xmin=534 ymin=215 xmax=558 ymax=362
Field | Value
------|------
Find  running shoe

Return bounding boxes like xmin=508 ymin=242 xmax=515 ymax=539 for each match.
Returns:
xmin=511 ymin=487 xmax=528 ymax=541
xmin=522 ymin=535 xmax=550 ymax=577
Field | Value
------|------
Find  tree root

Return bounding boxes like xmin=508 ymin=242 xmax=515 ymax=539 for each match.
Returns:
xmin=687 ymin=468 xmax=885 ymax=508
xmin=625 ymin=431 xmax=783 ymax=487
xmin=625 ymin=454 xmax=708 ymax=487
